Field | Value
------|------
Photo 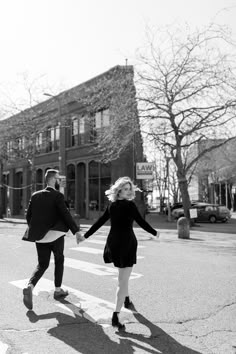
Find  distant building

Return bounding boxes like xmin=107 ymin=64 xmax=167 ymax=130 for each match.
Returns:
xmin=188 ymin=139 xmax=236 ymax=210
xmin=0 ymin=65 xmax=145 ymax=219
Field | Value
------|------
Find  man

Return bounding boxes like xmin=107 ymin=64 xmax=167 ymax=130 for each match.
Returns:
xmin=22 ymin=169 xmax=82 ymax=310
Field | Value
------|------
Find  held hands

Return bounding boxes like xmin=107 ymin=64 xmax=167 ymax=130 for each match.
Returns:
xmin=76 ymin=232 xmax=85 ymax=244
xmin=150 ymin=230 xmax=160 ymax=241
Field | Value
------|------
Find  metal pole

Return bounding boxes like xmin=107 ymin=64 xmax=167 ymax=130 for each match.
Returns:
xmin=43 ymin=93 xmax=65 ymax=193
xmin=167 ymin=157 xmax=171 ymax=222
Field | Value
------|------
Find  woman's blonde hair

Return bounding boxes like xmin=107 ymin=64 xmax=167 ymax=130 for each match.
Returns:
xmin=105 ymin=176 xmax=141 ymax=202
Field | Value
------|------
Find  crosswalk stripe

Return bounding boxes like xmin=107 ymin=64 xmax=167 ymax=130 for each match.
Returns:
xmin=86 ymin=239 xmax=145 ymax=248
xmin=69 ymin=246 xmax=144 ymax=259
xmin=51 ymin=257 xmax=142 ymax=280
xmin=70 ymin=246 xmax=103 ymax=254
xmin=10 ymin=278 xmax=131 ymax=327
xmin=0 ymin=341 xmax=8 ymax=354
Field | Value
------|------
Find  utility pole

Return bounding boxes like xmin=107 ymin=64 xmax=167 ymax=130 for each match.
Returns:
xmin=166 ymin=156 xmax=171 ymax=222
xmin=43 ymin=93 xmax=66 ymax=194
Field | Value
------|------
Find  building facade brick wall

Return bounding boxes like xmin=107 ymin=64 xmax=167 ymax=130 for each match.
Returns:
xmin=0 ymin=65 xmax=146 ymax=219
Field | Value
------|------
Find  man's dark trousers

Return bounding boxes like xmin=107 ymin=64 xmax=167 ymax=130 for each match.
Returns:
xmin=29 ymin=236 xmax=65 ymax=287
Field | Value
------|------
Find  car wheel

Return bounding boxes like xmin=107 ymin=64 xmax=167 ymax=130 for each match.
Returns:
xmin=209 ymin=215 xmax=216 ymax=223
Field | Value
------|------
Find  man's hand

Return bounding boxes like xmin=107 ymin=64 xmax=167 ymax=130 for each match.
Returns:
xmin=76 ymin=232 xmax=85 ymax=244
xmin=156 ymin=230 xmax=160 ymax=238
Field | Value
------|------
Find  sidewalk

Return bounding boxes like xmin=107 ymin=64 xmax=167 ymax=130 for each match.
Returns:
xmin=0 ymin=212 xmax=175 ymax=229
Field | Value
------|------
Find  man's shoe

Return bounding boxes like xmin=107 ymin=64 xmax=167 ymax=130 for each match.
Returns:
xmin=54 ymin=289 xmax=69 ymax=300
xmin=23 ymin=286 xmax=33 ymax=310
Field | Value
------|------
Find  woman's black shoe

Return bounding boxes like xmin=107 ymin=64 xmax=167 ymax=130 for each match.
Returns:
xmin=124 ymin=296 xmax=133 ymax=309
xmin=112 ymin=312 xmax=126 ymax=330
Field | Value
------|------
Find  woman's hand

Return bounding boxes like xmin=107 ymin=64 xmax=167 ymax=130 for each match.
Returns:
xmin=76 ymin=232 xmax=85 ymax=244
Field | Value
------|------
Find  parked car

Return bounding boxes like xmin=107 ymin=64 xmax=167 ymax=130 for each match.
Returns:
xmin=164 ymin=202 xmax=197 ymax=215
xmin=172 ymin=203 xmax=231 ymax=223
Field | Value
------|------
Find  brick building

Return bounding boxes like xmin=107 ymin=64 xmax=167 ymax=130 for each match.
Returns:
xmin=0 ymin=65 xmax=145 ymax=219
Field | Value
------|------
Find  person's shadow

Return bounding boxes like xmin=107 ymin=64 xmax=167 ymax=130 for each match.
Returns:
xmin=118 ymin=304 xmax=202 ymax=354
xmin=26 ymin=300 xmax=201 ymax=353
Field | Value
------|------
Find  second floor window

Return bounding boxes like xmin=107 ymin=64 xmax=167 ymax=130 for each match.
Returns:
xmin=7 ymin=141 xmax=14 ymax=159
xmin=36 ymin=132 xmax=43 ymax=153
xmin=55 ymin=125 xmax=60 ymax=150
xmin=71 ymin=118 xmax=78 ymax=146
xmin=78 ymin=116 xmax=85 ymax=145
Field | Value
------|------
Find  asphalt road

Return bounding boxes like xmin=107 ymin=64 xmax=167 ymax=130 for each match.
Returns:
xmin=0 ymin=221 xmax=236 ymax=354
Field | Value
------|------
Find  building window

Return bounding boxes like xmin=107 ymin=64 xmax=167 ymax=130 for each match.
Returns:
xmin=102 ymin=109 xmax=110 ymax=127
xmin=16 ymin=137 xmax=25 ymax=158
xmin=71 ymin=118 xmax=78 ymax=146
xmin=96 ymin=109 xmax=110 ymax=129
xmin=67 ymin=164 xmax=75 ymax=209
xmin=89 ymin=161 xmax=99 ymax=210
xmin=78 ymin=116 xmax=85 ymax=145
xmin=7 ymin=141 xmax=14 ymax=159
xmin=100 ymin=162 xmax=111 ymax=211
xmin=89 ymin=114 xmax=96 ymax=143
xmin=36 ymin=169 xmax=43 ymax=191
xmin=88 ymin=161 xmax=111 ymax=212
xmin=54 ymin=125 xmax=60 ymax=150
xmin=18 ymin=137 xmax=25 ymax=151
xmin=36 ymin=132 xmax=43 ymax=153
xmin=45 ymin=126 xmax=59 ymax=152
xmin=46 ymin=126 xmax=53 ymax=152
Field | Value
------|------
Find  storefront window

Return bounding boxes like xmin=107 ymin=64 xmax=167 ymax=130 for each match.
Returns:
xmin=36 ymin=169 xmax=43 ymax=191
xmin=88 ymin=161 xmax=111 ymax=211
xmin=89 ymin=161 xmax=99 ymax=210
xmin=67 ymin=164 xmax=75 ymax=209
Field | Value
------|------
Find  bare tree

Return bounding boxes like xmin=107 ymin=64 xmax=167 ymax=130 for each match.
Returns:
xmin=136 ymin=23 xmax=236 ymax=220
xmin=0 ymin=76 xmax=65 ymax=194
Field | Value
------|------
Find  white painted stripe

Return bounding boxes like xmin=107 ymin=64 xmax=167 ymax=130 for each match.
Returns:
xmin=70 ymin=244 xmax=144 ymax=254
xmin=71 ymin=246 xmax=103 ymax=254
xmin=86 ymin=239 xmax=145 ymax=248
xmin=87 ymin=239 xmax=105 ymax=245
xmin=51 ymin=257 xmax=142 ymax=280
xmin=0 ymin=342 xmax=8 ymax=354
xmin=70 ymin=246 xmax=144 ymax=259
xmin=10 ymin=278 xmax=132 ymax=327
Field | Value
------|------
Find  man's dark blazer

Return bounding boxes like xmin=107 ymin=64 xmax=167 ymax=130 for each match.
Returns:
xmin=22 ymin=187 xmax=79 ymax=242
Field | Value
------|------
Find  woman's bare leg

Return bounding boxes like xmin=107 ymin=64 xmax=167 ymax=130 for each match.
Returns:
xmin=115 ymin=267 xmax=133 ymax=312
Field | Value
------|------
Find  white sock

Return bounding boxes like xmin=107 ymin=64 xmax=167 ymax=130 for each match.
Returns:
xmin=55 ymin=287 xmax=61 ymax=292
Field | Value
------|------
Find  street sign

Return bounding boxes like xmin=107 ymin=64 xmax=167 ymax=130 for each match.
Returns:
xmin=190 ymin=208 xmax=197 ymax=219
xmin=136 ymin=162 xmax=154 ymax=179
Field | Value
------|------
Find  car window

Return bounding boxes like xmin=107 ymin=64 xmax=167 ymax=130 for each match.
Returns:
xmin=218 ymin=206 xmax=229 ymax=212
xmin=205 ymin=206 xmax=217 ymax=211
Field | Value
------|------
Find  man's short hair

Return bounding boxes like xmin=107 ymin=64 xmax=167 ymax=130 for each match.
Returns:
xmin=45 ymin=169 xmax=59 ymax=183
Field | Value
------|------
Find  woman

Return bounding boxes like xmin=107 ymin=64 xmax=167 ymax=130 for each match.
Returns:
xmin=77 ymin=176 xmax=159 ymax=330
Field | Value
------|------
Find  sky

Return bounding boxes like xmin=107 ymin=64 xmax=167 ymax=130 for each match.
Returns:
xmin=0 ymin=0 xmax=236 ymax=113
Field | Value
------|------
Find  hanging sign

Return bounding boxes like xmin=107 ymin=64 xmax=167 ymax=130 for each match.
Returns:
xmin=136 ymin=162 xmax=154 ymax=179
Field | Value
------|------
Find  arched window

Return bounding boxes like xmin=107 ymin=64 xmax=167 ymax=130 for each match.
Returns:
xmin=36 ymin=169 xmax=43 ymax=191
xmin=67 ymin=164 xmax=75 ymax=209
xmin=89 ymin=161 xmax=99 ymax=210
xmin=100 ymin=162 xmax=111 ymax=210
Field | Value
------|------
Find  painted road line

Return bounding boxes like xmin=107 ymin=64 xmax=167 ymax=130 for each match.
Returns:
xmin=50 ymin=257 xmax=142 ymax=280
xmin=86 ymin=239 xmax=145 ymax=248
xmin=0 ymin=342 xmax=8 ymax=354
xmin=69 ymin=246 xmax=144 ymax=259
xmin=10 ymin=278 xmax=131 ymax=327
xmin=70 ymin=246 xmax=103 ymax=254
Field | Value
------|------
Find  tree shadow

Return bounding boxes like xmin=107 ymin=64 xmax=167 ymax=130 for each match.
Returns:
xmin=26 ymin=301 xmax=202 ymax=354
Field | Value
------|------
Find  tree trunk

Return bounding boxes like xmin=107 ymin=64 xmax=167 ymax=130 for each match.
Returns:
xmin=178 ymin=175 xmax=191 ymax=220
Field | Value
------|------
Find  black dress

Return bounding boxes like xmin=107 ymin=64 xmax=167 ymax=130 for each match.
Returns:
xmin=84 ymin=200 xmax=157 ymax=268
